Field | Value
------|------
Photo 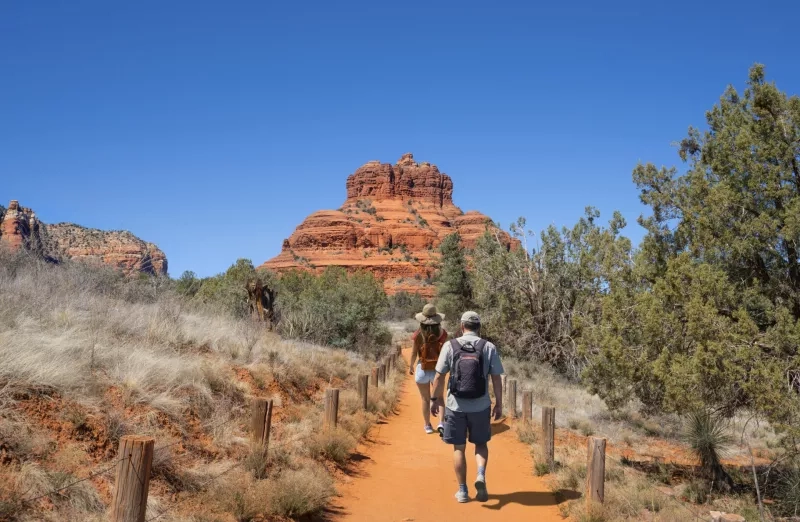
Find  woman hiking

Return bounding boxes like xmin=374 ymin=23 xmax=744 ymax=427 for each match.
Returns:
xmin=409 ymin=304 xmax=449 ymax=434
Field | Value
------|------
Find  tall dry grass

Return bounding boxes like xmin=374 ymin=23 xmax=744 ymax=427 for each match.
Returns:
xmin=0 ymin=249 xmax=404 ymax=521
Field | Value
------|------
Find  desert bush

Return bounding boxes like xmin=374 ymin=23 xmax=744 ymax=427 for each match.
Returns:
xmin=385 ymin=291 xmax=427 ymax=321
xmin=307 ymin=427 xmax=357 ymax=466
xmin=276 ymin=267 xmax=390 ymax=354
xmin=194 ymin=258 xmax=277 ymax=318
xmin=771 ymin=465 xmax=800 ymax=517
xmin=268 ymin=463 xmax=335 ymax=517
xmin=471 ymin=210 xmax=630 ymax=380
xmin=516 ymin=422 xmax=538 ymax=445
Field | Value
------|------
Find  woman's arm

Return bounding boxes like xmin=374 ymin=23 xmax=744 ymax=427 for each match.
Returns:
xmin=408 ymin=332 xmax=420 ymax=374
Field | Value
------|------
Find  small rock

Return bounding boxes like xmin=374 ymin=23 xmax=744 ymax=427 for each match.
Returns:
xmin=709 ymin=511 xmax=746 ymax=522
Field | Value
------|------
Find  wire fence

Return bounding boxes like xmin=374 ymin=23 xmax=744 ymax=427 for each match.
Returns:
xmin=19 ymin=456 xmax=127 ymax=506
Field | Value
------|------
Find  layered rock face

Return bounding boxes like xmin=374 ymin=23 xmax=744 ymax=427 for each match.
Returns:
xmin=0 ymin=200 xmax=46 ymax=253
xmin=0 ymin=200 xmax=168 ymax=276
xmin=47 ymin=224 xmax=168 ymax=275
xmin=260 ymin=154 xmax=516 ymax=297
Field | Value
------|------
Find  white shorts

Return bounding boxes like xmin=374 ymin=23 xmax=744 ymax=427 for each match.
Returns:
xmin=414 ymin=363 xmax=436 ymax=384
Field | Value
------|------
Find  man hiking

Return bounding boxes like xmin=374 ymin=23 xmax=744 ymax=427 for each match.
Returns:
xmin=408 ymin=304 xmax=449 ymax=434
xmin=430 ymin=311 xmax=504 ymax=503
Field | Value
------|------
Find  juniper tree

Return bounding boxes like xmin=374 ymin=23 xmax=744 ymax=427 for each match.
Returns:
xmin=435 ymin=232 xmax=473 ymax=322
xmin=583 ymin=65 xmax=800 ymax=449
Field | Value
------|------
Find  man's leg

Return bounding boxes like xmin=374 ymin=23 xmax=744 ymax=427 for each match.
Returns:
xmin=443 ymin=408 xmax=470 ymax=502
xmin=468 ymin=409 xmax=492 ymax=502
xmin=475 ymin=443 xmax=488 ymax=473
xmin=453 ymin=444 xmax=467 ymax=485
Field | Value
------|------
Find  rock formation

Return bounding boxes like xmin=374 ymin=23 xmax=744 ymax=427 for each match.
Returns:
xmin=260 ymin=153 xmax=517 ymax=297
xmin=0 ymin=200 xmax=168 ymax=276
xmin=0 ymin=200 xmax=46 ymax=254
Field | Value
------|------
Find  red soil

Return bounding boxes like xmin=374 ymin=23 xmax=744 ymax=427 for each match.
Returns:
xmin=330 ymin=349 xmax=563 ymax=521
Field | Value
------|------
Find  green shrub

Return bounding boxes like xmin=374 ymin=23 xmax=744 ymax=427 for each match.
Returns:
xmin=194 ymin=258 xmax=277 ymax=318
xmin=276 ymin=267 xmax=389 ymax=354
xmin=386 ymin=291 xmax=427 ymax=321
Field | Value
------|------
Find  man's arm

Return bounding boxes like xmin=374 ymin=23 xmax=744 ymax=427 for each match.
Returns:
xmin=430 ymin=342 xmax=451 ymax=417
xmin=490 ymin=374 xmax=503 ymax=420
xmin=487 ymin=344 xmax=505 ymax=420
xmin=430 ymin=371 xmax=447 ymax=417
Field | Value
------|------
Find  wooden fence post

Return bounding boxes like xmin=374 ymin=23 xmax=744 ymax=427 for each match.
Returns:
xmin=379 ymin=363 xmax=387 ymax=386
xmin=522 ymin=391 xmax=533 ymax=422
xmin=501 ymin=375 xmax=507 ymax=403
xmin=508 ymin=379 xmax=518 ymax=418
xmin=324 ymin=388 xmax=340 ymax=428
xmin=111 ymin=435 xmax=154 ymax=522
xmin=358 ymin=375 xmax=369 ymax=410
xmin=251 ymin=398 xmax=274 ymax=448
xmin=586 ymin=436 xmax=606 ymax=510
xmin=371 ymin=367 xmax=379 ymax=388
xmin=542 ymin=407 xmax=555 ymax=469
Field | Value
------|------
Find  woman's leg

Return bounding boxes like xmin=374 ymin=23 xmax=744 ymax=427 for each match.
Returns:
xmin=417 ymin=377 xmax=432 ymax=426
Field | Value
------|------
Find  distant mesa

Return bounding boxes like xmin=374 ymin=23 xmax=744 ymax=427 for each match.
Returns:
xmin=259 ymin=153 xmax=517 ymax=297
xmin=0 ymin=199 xmax=168 ymax=276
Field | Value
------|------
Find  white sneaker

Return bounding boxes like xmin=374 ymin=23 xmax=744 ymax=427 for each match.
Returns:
xmin=424 ymin=425 xmax=435 ymax=434
xmin=475 ymin=475 xmax=488 ymax=502
xmin=455 ymin=488 xmax=470 ymax=503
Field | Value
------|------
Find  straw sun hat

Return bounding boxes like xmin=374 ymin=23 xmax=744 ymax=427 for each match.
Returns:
xmin=415 ymin=303 xmax=445 ymax=325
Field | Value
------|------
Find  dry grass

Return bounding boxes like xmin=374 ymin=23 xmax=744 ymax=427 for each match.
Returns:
xmin=0 ymin=250 xmax=404 ymax=521
xmin=541 ymin=435 xmax=766 ymax=521
xmin=504 ymin=357 xmax=777 ymax=461
xmin=505 ymin=357 xmax=773 ymax=520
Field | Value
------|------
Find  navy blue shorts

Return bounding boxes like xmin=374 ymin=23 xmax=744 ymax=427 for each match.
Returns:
xmin=442 ymin=407 xmax=491 ymax=446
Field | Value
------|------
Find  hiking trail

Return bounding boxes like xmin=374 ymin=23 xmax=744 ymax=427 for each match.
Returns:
xmin=330 ymin=348 xmax=563 ymax=521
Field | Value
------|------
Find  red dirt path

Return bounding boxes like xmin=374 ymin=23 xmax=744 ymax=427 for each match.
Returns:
xmin=330 ymin=350 xmax=564 ymax=522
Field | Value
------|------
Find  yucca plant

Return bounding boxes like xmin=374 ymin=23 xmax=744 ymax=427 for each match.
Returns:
xmin=773 ymin=466 xmax=800 ymax=517
xmin=684 ymin=410 xmax=734 ymax=491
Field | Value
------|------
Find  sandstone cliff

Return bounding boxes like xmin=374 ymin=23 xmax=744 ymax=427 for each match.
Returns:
xmin=259 ymin=153 xmax=516 ymax=297
xmin=0 ymin=200 xmax=168 ymax=276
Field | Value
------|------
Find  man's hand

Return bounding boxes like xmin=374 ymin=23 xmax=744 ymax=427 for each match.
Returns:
xmin=492 ymin=402 xmax=503 ymax=421
xmin=409 ymin=367 xmax=414 ymax=376
xmin=430 ymin=397 xmax=444 ymax=418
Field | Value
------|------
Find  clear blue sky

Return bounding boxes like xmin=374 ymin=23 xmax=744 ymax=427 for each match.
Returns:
xmin=2 ymin=1 xmax=798 ymax=277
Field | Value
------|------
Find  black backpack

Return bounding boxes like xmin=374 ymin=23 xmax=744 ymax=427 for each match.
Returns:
xmin=448 ymin=338 xmax=488 ymax=399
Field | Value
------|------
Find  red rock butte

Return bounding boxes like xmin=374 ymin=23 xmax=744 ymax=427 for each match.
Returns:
xmin=0 ymin=199 xmax=168 ymax=276
xmin=259 ymin=153 xmax=517 ymax=297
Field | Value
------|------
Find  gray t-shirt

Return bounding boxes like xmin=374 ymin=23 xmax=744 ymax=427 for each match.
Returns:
xmin=435 ymin=332 xmax=504 ymax=413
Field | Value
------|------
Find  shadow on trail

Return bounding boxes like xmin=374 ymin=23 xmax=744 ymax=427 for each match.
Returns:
xmin=491 ymin=422 xmax=510 ymax=436
xmin=340 ymin=451 xmax=373 ymax=478
xmin=481 ymin=491 xmax=560 ymax=510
